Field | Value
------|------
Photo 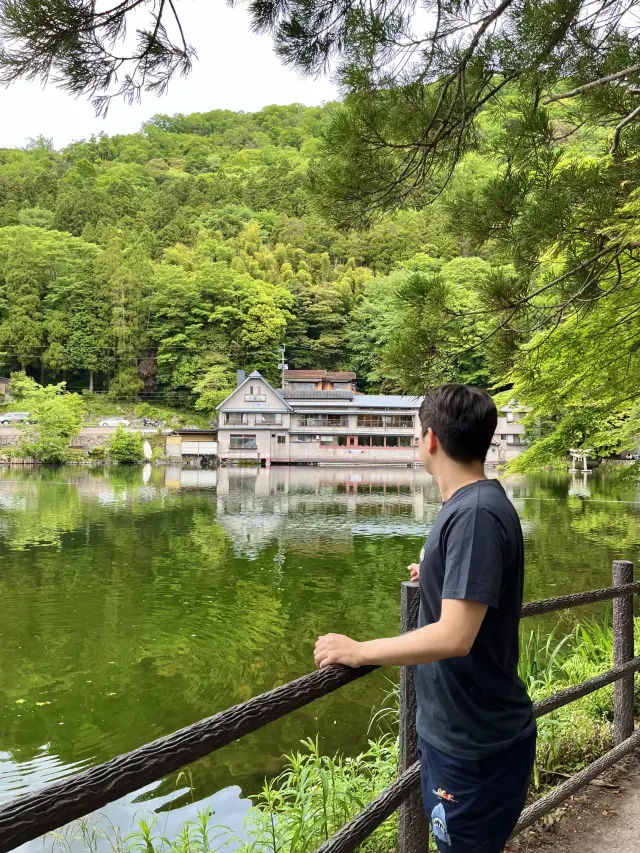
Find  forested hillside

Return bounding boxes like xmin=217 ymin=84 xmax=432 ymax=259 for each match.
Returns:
xmin=0 ymin=104 xmax=462 ymax=407
xmin=1 ymin=100 xmax=637 ymax=466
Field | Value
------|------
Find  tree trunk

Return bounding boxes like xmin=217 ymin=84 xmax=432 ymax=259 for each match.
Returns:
xmin=89 ymin=370 xmax=94 ymax=393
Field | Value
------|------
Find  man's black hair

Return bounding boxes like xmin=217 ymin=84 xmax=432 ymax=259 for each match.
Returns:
xmin=418 ymin=384 xmax=497 ymax=463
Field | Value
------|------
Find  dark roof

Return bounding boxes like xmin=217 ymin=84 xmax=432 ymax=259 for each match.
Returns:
xmin=174 ymin=428 xmax=218 ymax=435
xmin=284 ymin=370 xmax=356 ymax=381
xmin=281 ymin=390 xmax=355 ymax=400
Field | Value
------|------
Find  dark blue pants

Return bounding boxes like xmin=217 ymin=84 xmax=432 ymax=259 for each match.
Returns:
xmin=418 ymin=730 xmax=536 ymax=852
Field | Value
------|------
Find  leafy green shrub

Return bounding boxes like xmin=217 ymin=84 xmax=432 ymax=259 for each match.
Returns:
xmin=13 ymin=376 xmax=85 ymax=464
xmin=88 ymin=445 xmax=107 ymax=461
xmin=108 ymin=427 xmax=144 ymax=463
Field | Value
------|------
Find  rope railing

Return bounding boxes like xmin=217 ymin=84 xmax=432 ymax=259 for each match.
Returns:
xmin=0 ymin=561 xmax=637 ymax=853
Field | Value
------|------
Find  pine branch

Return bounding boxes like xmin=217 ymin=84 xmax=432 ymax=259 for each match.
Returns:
xmin=545 ymin=63 xmax=640 ymax=104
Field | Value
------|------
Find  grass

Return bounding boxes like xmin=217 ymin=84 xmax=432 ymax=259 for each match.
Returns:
xmin=0 ymin=393 xmax=212 ymax=430
xmin=81 ymin=398 xmax=211 ymax=429
xmin=46 ymin=612 xmax=640 ymax=853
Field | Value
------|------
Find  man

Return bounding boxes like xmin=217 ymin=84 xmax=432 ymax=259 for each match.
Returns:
xmin=314 ymin=384 xmax=535 ymax=853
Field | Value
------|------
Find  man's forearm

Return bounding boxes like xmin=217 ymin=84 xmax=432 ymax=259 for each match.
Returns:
xmin=358 ymin=622 xmax=469 ymax=667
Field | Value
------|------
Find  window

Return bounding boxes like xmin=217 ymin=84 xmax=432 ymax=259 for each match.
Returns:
xmin=298 ymin=414 xmax=348 ymax=427
xmin=386 ymin=436 xmax=399 ymax=447
xmin=255 ymin=413 xmax=282 ymax=425
xmin=507 ymin=434 xmax=523 ymax=446
xmin=506 ymin=411 xmax=516 ymax=423
xmin=230 ymin=435 xmax=257 ymax=450
xmin=245 ymin=384 xmax=266 ymax=402
xmin=385 ymin=415 xmax=414 ymax=429
xmin=501 ymin=434 xmax=507 ymax=440
xmin=289 ymin=382 xmax=317 ymax=390
xmin=320 ymin=435 xmax=334 ymax=445
xmin=398 ymin=436 xmax=413 ymax=447
xmin=357 ymin=415 xmax=383 ymax=428
xmin=277 ymin=435 xmax=286 ymax=444
xmin=292 ymin=434 xmax=318 ymax=443
xmin=337 ymin=436 xmax=348 ymax=446
xmin=372 ymin=435 xmax=385 ymax=447
xmin=225 ymin=413 xmax=247 ymax=426
xmin=358 ymin=436 xmax=372 ymax=447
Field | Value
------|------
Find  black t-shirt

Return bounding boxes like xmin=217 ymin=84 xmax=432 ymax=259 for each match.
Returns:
xmin=415 ymin=479 xmax=535 ymax=759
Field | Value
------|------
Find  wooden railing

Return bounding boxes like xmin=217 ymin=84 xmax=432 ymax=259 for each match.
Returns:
xmin=0 ymin=561 xmax=638 ymax=853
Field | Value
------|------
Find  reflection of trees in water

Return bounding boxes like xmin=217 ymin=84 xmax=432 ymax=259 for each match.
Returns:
xmin=0 ymin=466 xmax=639 ymax=812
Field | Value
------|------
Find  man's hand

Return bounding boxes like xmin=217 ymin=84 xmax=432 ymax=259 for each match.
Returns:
xmin=315 ymin=633 xmax=363 ymax=669
xmin=408 ymin=562 xmax=420 ymax=582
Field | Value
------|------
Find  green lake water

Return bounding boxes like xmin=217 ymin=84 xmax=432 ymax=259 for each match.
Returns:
xmin=1 ymin=464 xmax=640 ymax=847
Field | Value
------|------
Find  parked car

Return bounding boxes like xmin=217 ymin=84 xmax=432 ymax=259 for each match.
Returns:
xmin=100 ymin=417 xmax=131 ymax=428
xmin=0 ymin=412 xmax=30 ymax=425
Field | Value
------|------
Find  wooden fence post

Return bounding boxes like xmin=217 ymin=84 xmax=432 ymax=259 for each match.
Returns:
xmin=613 ymin=560 xmax=635 ymax=744
xmin=398 ymin=581 xmax=430 ymax=853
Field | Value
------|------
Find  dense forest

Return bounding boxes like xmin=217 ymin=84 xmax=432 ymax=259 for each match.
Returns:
xmin=0 ymin=103 xmax=474 ymax=399
xmin=0 ymin=99 xmax=637 ymax=466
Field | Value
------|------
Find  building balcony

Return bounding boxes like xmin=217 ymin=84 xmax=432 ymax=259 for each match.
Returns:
xmin=292 ymin=424 xmax=416 ymax=433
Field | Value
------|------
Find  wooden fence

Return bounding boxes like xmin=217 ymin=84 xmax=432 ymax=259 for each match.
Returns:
xmin=0 ymin=561 xmax=638 ymax=853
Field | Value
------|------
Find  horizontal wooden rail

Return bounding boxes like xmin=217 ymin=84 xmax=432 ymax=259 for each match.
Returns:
xmin=532 ymin=655 xmax=640 ymax=717
xmin=315 ymin=763 xmax=422 ymax=853
xmin=0 ymin=664 xmax=375 ymax=853
xmin=521 ymin=581 xmax=640 ymax=617
xmin=0 ymin=578 xmax=638 ymax=852
xmin=513 ymin=727 xmax=640 ymax=835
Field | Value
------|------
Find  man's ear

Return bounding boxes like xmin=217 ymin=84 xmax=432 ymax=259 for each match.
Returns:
xmin=427 ymin=427 xmax=438 ymax=454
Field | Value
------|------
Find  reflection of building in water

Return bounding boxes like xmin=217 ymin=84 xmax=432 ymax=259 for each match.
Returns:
xmin=215 ymin=466 xmax=438 ymax=558
xmin=165 ymin=467 xmax=218 ymax=490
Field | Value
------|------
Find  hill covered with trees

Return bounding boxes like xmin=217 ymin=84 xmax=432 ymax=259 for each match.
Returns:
xmin=0 ymin=98 xmax=637 ymax=467
xmin=0 ymin=103 xmax=466 ymax=402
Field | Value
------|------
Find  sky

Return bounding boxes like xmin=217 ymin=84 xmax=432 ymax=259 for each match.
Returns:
xmin=0 ymin=3 xmax=339 ymax=150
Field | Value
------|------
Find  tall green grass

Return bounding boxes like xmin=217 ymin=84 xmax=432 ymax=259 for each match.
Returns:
xmin=48 ymin=613 xmax=639 ymax=853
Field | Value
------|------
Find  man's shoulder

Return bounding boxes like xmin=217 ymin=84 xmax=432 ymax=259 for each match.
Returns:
xmin=448 ymin=481 xmax=511 ymax=514
xmin=444 ymin=483 xmax=520 ymax=542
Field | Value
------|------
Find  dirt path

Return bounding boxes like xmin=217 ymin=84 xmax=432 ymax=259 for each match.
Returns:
xmin=508 ymin=752 xmax=640 ymax=853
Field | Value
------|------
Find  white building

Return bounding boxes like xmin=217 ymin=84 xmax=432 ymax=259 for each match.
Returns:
xmin=217 ymin=372 xmax=527 ymax=466
xmin=488 ymin=404 xmax=528 ymax=465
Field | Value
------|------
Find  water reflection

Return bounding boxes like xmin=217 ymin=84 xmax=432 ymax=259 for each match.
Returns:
xmin=0 ymin=465 xmax=639 ymax=849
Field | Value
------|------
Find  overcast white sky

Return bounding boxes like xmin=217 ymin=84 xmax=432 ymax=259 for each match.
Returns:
xmin=0 ymin=3 xmax=338 ymax=150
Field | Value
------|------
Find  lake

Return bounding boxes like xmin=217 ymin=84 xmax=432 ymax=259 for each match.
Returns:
xmin=1 ymin=464 xmax=639 ymax=847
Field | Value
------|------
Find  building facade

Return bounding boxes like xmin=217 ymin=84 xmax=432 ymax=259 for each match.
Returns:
xmin=217 ymin=371 xmax=420 ymax=464
xmin=489 ymin=404 xmax=528 ymax=465
xmin=217 ymin=371 xmax=528 ymax=466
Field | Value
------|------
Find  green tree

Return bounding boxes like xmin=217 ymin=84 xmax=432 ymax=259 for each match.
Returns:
xmin=14 ymin=377 xmax=85 ymax=463
xmin=0 ymin=231 xmax=44 ymax=372
xmin=108 ymin=427 xmax=144 ymax=463
xmin=193 ymin=356 xmax=236 ymax=412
